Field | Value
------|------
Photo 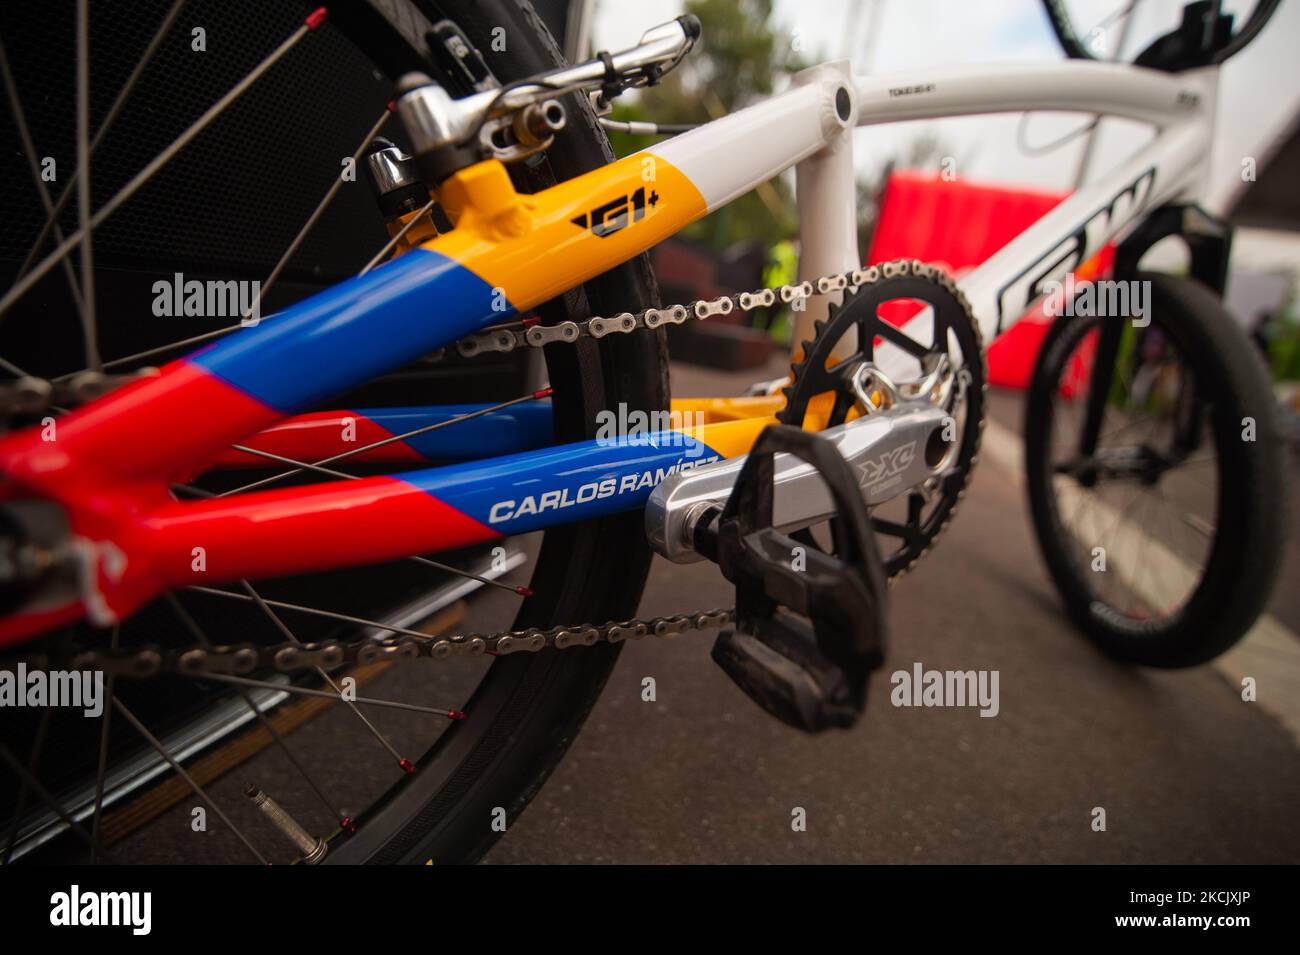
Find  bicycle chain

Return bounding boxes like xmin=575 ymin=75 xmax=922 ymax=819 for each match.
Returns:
xmin=4 ymin=609 xmax=737 ymax=680
xmin=1 ymin=259 xmax=975 ymax=682
xmin=3 ymin=263 xmax=903 ymax=417
xmin=452 ymin=264 xmax=906 ymax=357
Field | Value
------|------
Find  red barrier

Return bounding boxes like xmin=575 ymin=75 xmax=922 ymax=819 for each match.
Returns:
xmin=865 ymin=171 xmax=1113 ymax=389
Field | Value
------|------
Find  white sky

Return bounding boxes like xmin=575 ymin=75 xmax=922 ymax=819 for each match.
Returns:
xmin=591 ymin=0 xmax=1300 ymax=271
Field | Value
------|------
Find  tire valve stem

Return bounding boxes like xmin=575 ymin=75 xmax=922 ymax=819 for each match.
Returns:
xmin=245 ymin=784 xmax=327 ymax=864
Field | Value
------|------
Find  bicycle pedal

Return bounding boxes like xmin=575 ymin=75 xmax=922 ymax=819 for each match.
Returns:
xmin=700 ymin=425 xmax=889 ymax=733
xmin=713 ymin=613 xmax=867 ymax=732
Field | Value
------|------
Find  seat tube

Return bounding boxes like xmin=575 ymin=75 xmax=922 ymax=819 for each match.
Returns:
xmin=793 ymin=60 xmax=860 ymax=360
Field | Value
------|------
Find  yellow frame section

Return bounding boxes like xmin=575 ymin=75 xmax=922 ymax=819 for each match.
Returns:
xmin=658 ymin=394 xmax=849 ymax=458
xmin=671 ymin=393 xmax=848 ymax=435
xmin=413 ymin=154 xmax=840 ymax=456
xmin=666 ymin=416 xmax=770 ymax=459
xmin=426 ymin=153 xmax=707 ymax=311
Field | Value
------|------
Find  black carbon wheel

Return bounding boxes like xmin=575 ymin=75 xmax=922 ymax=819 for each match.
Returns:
xmin=1024 ymin=271 xmax=1286 ymax=668
xmin=0 ymin=0 xmax=667 ymax=865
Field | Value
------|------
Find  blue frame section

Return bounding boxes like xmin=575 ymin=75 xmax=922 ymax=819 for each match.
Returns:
xmin=358 ymin=402 xmax=555 ymax=459
xmin=397 ymin=430 xmax=725 ymax=535
xmin=178 ymin=246 xmax=733 ymax=536
xmin=188 ymin=249 xmax=511 ymax=413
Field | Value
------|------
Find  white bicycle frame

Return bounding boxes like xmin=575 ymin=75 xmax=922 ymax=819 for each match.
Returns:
xmin=647 ymin=56 xmax=1219 ymax=373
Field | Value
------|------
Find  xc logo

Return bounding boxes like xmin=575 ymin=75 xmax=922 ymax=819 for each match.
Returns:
xmin=571 ymin=186 xmax=658 ymax=238
xmin=858 ymin=441 xmax=917 ymax=487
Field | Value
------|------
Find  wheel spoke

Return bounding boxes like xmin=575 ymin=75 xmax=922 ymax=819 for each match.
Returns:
xmin=110 ymin=696 xmax=268 ymax=864
xmin=222 ymin=387 xmax=554 ymax=496
xmin=235 ymin=579 xmax=416 ymax=774
xmin=230 ymin=108 xmax=396 ymax=327
xmin=1130 ymin=492 xmax=1157 ymax=615
xmin=0 ymin=739 xmax=114 ymax=861
xmin=225 ymin=445 xmax=355 ymax=483
xmin=359 ymin=199 xmax=436 ymax=276
xmin=165 ymin=593 xmax=349 ymax=828
xmin=50 ymin=106 xmax=395 ymax=378
xmin=0 ymin=37 xmax=85 ymax=371
xmin=75 ymin=0 xmax=100 ymax=371
xmin=189 ymin=585 xmax=460 ymax=642
xmin=0 ymin=10 xmax=327 ymax=325
xmin=15 ymin=0 xmax=188 ymax=282
xmin=0 ymin=356 xmax=29 ymax=378
xmin=196 ymin=672 xmax=465 ymax=719
xmin=174 ymin=484 xmax=533 ymax=598
xmin=88 ymin=625 xmax=120 ymax=864
xmin=1 ymin=705 xmax=53 ymax=864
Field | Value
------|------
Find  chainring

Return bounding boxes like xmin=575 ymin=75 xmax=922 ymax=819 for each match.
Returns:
xmin=776 ymin=260 xmax=987 ymax=578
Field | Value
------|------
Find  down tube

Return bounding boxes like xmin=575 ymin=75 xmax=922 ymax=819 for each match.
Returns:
xmin=141 ymin=422 xmax=763 ymax=587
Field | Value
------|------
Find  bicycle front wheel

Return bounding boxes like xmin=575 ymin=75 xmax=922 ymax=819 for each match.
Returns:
xmin=1024 ymin=271 xmax=1286 ymax=668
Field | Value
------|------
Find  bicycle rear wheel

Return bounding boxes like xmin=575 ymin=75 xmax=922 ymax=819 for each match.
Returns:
xmin=326 ymin=0 xmax=669 ymax=867
xmin=0 ymin=0 xmax=667 ymax=865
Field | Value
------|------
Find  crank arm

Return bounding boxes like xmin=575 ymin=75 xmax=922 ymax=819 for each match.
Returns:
xmin=646 ymin=403 xmax=952 ymax=563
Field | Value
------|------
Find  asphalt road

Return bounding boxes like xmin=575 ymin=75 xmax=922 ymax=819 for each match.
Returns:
xmin=483 ymin=361 xmax=1300 ymax=864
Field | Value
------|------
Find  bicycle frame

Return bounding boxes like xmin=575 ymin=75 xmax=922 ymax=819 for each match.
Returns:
xmin=0 ymin=56 xmax=1219 ymax=645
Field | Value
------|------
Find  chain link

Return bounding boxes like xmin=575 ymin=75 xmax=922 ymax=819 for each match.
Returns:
xmin=450 ymin=263 xmax=920 ymax=359
xmin=2 ymin=608 xmax=737 ymax=680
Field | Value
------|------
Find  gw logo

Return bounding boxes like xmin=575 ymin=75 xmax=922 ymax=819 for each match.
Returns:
xmin=571 ymin=186 xmax=658 ymax=238
xmin=859 ymin=441 xmax=916 ymax=487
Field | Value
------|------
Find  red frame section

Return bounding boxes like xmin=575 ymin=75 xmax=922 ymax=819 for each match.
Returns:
xmin=0 ymin=359 xmax=500 ymax=645
xmin=0 ymin=147 xmax=718 ymax=647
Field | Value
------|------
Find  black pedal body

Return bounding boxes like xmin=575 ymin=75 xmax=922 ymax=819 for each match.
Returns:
xmin=703 ymin=425 xmax=889 ymax=733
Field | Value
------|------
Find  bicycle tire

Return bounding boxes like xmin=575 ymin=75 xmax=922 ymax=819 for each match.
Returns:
xmin=0 ymin=0 xmax=667 ymax=864
xmin=317 ymin=0 xmax=669 ymax=864
xmin=1041 ymin=0 xmax=1282 ymax=66
xmin=1024 ymin=271 xmax=1287 ymax=668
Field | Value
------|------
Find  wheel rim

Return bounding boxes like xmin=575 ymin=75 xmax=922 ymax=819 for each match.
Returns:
xmin=0 ymin=1 xmax=646 ymax=865
xmin=1042 ymin=315 xmax=1221 ymax=626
